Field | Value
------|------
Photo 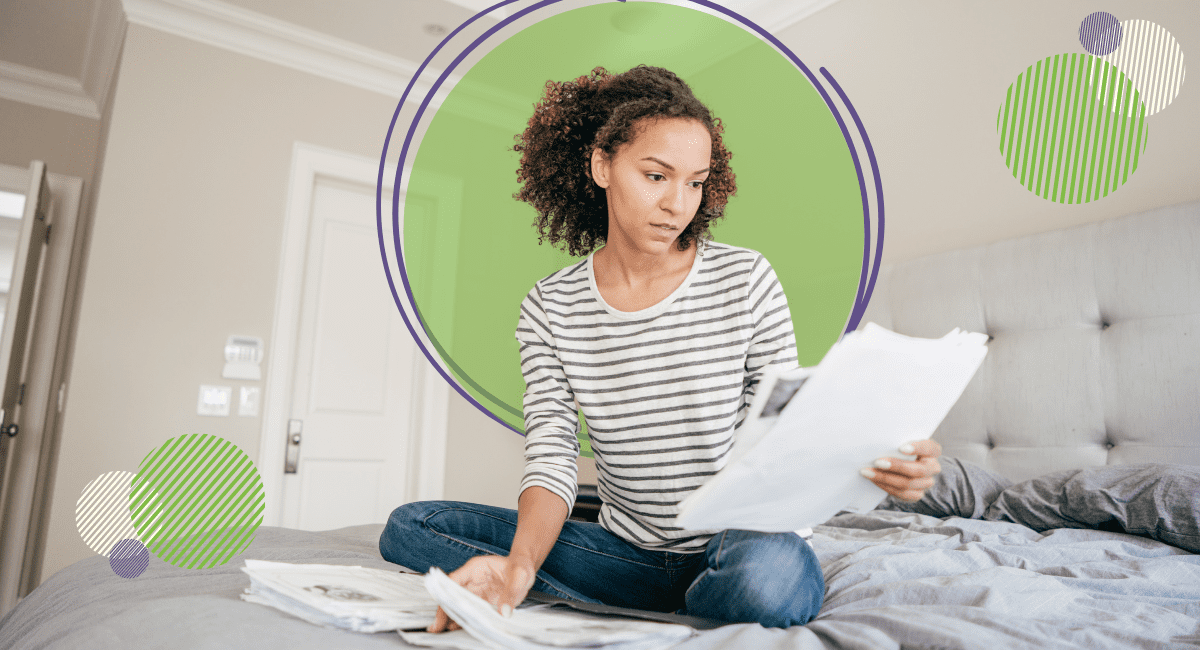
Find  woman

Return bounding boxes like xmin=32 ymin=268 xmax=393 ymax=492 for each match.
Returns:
xmin=378 ymin=65 xmax=941 ymax=631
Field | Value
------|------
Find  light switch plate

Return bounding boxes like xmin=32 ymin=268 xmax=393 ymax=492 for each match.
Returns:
xmin=238 ymin=386 xmax=261 ymax=417
xmin=198 ymin=385 xmax=232 ymax=416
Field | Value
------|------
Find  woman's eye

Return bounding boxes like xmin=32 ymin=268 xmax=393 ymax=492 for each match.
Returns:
xmin=646 ymin=173 xmax=664 ymax=181
xmin=689 ymin=181 xmax=704 ymax=188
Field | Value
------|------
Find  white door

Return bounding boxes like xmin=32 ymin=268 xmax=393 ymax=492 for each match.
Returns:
xmin=279 ymin=175 xmax=418 ymax=531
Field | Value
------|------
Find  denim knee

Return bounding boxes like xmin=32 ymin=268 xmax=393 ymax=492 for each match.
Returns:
xmin=686 ymin=530 xmax=825 ymax=628
xmin=378 ymin=500 xmax=439 ymax=569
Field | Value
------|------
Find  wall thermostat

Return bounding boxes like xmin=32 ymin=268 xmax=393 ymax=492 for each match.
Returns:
xmin=223 ymin=335 xmax=263 ymax=380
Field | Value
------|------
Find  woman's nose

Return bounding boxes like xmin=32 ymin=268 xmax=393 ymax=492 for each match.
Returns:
xmin=660 ymin=180 xmax=686 ymax=214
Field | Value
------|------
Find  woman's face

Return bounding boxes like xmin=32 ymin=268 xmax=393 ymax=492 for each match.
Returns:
xmin=591 ymin=117 xmax=712 ymax=256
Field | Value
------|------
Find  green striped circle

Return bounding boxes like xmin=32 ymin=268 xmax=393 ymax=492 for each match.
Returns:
xmin=130 ymin=434 xmax=264 ymax=569
xmin=997 ymin=53 xmax=1148 ymax=203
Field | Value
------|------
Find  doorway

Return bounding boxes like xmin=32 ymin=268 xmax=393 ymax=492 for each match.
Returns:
xmin=259 ymin=143 xmax=450 ymax=530
xmin=0 ymin=161 xmax=85 ymax=613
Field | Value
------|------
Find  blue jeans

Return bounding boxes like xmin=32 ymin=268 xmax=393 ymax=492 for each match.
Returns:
xmin=378 ymin=500 xmax=824 ymax=629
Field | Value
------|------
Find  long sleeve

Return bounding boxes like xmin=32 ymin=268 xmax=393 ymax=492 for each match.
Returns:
xmin=515 ymin=283 xmax=581 ymax=513
xmin=737 ymin=254 xmax=801 ymax=427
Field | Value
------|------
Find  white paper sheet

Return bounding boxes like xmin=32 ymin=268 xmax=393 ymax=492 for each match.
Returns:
xmin=239 ymin=560 xmax=437 ymax=632
xmin=676 ymin=323 xmax=988 ymax=532
xmin=409 ymin=568 xmax=695 ymax=650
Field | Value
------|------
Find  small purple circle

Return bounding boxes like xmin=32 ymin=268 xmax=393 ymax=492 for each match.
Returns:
xmin=109 ymin=538 xmax=149 ymax=579
xmin=1080 ymin=11 xmax=1122 ymax=56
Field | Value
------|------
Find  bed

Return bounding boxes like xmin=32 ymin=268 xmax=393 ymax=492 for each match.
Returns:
xmin=2 ymin=199 xmax=1198 ymax=649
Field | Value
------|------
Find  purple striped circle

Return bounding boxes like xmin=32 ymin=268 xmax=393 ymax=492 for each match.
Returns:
xmin=109 ymin=538 xmax=149 ymax=579
xmin=1079 ymin=11 xmax=1122 ymax=56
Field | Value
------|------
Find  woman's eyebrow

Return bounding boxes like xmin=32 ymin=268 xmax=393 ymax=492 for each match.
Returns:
xmin=640 ymin=157 xmax=710 ymax=175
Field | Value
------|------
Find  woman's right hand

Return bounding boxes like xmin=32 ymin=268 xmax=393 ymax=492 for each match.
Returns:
xmin=429 ymin=486 xmax=568 ymax=632
xmin=426 ymin=553 xmax=537 ymax=633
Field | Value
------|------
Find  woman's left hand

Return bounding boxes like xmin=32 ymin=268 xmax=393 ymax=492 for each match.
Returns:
xmin=860 ymin=439 xmax=942 ymax=502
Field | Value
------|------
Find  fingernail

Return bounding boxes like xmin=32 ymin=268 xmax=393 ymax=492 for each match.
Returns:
xmin=426 ymin=625 xmax=434 ymax=633
xmin=899 ymin=443 xmax=915 ymax=454
xmin=500 ymin=604 xmax=513 ymax=617
xmin=874 ymin=459 xmax=892 ymax=470
xmin=860 ymin=468 xmax=876 ymax=479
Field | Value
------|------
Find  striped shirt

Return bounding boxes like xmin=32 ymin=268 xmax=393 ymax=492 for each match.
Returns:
xmin=515 ymin=241 xmax=800 ymax=552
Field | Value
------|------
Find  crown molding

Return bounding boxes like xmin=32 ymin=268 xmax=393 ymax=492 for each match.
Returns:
xmin=81 ymin=0 xmax=128 ymax=113
xmin=111 ymin=0 xmax=837 ymax=135
xmin=119 ymin=0 xmax=532 ymax=131
xmin=0 ymin=61 xmax=100 ymax=120
xmin=0 ymin=0 xmax=835 ymax=123
xmin=753 ymin=0 xmax=842 ymax=32
xmin=0 ymin=0 xmax=123 ymax=120
xmin=121 ymin=0 xmax=436 ymax=101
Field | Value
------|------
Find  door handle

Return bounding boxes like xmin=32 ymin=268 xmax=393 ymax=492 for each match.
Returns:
xmin=284 ymin=419 xmax=302 ymax=474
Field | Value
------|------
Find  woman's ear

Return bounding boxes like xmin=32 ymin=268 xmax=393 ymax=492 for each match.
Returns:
xmin=590 ymin=148 xmax=610 ymax=189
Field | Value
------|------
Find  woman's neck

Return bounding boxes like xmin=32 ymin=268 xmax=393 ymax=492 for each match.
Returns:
xmin=594 ymin=238 xmax=694 ymax=289
xmin=590 ymin=234 xmax=698 ymax=313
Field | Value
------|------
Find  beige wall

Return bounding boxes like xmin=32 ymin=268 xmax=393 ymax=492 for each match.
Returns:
xmin=442 ymin=403 xmax=598 ymax=510
xmin=0 ymin=40 xmax=119 ymax=594
xmin=39 ymin=24 xmax=416 ymax=582
xmin=780 ymin=0 xmax=1200 ymax=264
xmin=0 ymin=98 xmax=101 ymax=182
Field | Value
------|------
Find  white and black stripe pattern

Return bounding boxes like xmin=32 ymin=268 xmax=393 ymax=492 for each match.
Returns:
xmin=516 ymin=241 xmax=799 ymax=552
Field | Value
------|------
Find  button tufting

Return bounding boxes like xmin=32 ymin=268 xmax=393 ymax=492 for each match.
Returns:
xmin=1105 ymin=441 xmax=1114 ymax=450
xmin=986 ymin=334 xmax=994 ymax=343
xmin=1100 ymin=321 xmax=1111 ymax=330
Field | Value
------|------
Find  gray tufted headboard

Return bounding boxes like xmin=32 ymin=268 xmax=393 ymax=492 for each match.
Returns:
xmin=858 ymin=200 xmax=1200 ymax=483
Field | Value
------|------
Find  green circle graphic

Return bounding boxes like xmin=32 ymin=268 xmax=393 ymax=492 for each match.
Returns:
xmin=997 ymin=53 xmax=1148 ymax=203
xmin=130 ymin=434 xmax=264 ymax=569
xmin=404 ymin=2 xmax=863 ymax=454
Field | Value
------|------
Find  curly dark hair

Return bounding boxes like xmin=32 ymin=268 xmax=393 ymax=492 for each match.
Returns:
xmin=512 ymin=65 xmax=737 ymax=257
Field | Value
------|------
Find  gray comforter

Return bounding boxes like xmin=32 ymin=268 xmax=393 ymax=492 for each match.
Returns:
xmin=3 ymin=509 xmax=1197 ymax=649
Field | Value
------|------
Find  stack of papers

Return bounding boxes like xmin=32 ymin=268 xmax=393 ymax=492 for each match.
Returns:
xmin=398 ymin=568 xmax=695 ymax=650
xmin=240 ymin=561 xmax=697 ymax=648
xmin=239 ymin=560 xmax=438 ymax=632
xmin=677 ymin=322 xmax=988 ymax=533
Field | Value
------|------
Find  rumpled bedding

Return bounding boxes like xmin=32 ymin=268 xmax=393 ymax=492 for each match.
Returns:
xmin=785 ymin=509 xmax=1200 ymax=649
xmin=880 ymin=458 xmax=1200 ymax=554
xmin=2 ymin=465 xmax=1198 ymax=649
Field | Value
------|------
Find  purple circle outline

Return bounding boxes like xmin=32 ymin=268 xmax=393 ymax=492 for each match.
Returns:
xmin=375 ymin=0 xmax=884 ymax=436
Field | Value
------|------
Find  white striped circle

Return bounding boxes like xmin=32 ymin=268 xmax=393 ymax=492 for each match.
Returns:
xmin=75 ymin=471 xmax=145 ymax=556
xmin=1100 ymin=19 xmax=1187 ymax=116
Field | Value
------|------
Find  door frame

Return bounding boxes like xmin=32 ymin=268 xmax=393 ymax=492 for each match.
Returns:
xmin=0 ymin=162 xmax=85 ymax=609
xmin=258 ymin=142 xmax=448 ymax=527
